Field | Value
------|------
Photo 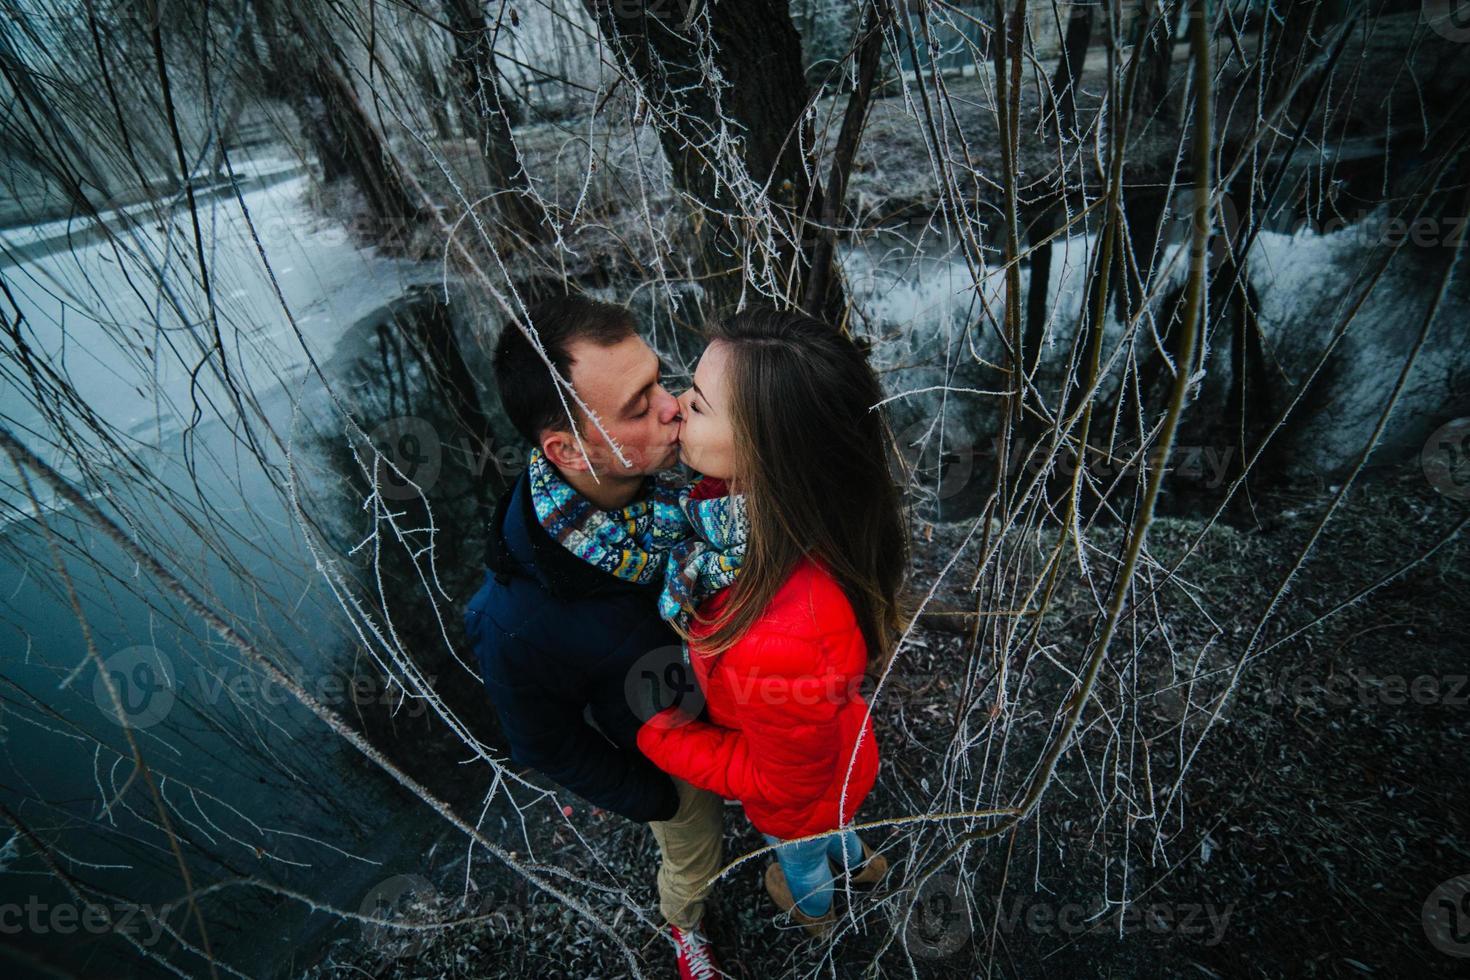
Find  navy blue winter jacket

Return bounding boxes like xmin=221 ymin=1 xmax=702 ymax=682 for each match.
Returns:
xmin=463 ymin=471 xmax=681 ymax=823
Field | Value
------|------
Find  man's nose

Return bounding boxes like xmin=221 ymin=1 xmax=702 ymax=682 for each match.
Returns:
xmin=656 ymin=386 xmax=682 ymax=425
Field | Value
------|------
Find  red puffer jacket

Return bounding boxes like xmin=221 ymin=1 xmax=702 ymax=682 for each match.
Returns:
xmin=638 ymin=501 xmax=880 ymax=839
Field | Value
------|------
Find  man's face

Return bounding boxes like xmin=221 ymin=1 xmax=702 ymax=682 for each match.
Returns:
xmin=543 ymin=334 xmax=682 ymax=477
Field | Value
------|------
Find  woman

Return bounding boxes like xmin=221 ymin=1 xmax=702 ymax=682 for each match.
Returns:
xmin=640 ymin=308 xmax=908 ymax=937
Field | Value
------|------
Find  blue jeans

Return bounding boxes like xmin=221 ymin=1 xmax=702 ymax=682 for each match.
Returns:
xmin=765 ymin=830 xmax=865 ymax=917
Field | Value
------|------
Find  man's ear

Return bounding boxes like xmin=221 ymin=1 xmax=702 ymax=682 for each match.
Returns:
xmin=541 ymin=429 xmax=591 ymax=472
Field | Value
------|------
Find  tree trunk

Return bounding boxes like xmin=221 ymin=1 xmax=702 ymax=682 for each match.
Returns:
xmin=1133 ymin=0 xmax=1175 ymax=130
xmin=1110 ymin=4 xmax=1175 ymax=323
xmin=0 ymin=28 xmax=113 ymax=204
xmin=582 ymin=0 xmax=843 ymax=320
xmin=1049 ymin=1 xmax=1093 ymax=136
xmin=411 ymin=31 xmax=456 ymax=143
xmin=249 ymin=0 xmax=422 ymax=243
xmin=805 ymin=1 xmax=887 ymax=325
xmin=1264 ymin=0 xmax=1321 ymax=109
xmin=1113 ymin=187 xmax=1168 ymax=325
xmin=441 ymin=0 xmax=541 ymax=246
xmin=1022 ymin=204 xmax=1058 ymax=377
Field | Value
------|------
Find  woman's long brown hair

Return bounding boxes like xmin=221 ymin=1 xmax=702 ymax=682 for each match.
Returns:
xmin=687 ymin=309 xmax=909 ymax=671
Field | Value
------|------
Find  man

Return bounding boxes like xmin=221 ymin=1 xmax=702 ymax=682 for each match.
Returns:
xmin=463 ymin=296 xmax=722 ymax=979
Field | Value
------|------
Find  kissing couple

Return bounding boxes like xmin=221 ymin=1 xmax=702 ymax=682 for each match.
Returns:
xmin=464 ymin=296 xmax=907 ymax=978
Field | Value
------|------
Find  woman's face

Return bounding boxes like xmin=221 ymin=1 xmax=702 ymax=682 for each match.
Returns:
xmin=676 ymin=340 xmax=739 ymax=481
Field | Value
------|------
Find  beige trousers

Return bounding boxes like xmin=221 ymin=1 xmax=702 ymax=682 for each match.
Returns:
xmin=648 ymin=777 xmax=725 ymax=929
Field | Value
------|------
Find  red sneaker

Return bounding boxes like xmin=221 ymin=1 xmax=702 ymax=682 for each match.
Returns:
xmin=670 ymin=921 xmax=721 ymax=980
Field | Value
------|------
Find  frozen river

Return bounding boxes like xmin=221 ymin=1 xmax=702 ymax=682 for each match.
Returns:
xmin=0 ymin=161 xmax=465 ymax=977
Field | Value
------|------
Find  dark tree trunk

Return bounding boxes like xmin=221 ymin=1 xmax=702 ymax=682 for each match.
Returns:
xmin=1133 ymin=0 xmax=1175 ymax=130
xmin=805 ymin=2 xmax=888 ymax=325
xmin=407 ymin=289 xmax=507 ymax=503
xmin=1222 ymin=275 xmax=1266 ymax=508
xmin=313 ymin=50 xmax=424 ymax=235
xmin=1113 ymin=187 xmax=1168 ymax=325
xmin=1022 ymin=204 xmax=1059 ymax=377
xmin=1265 ymin=0 xmax=1322 ymax=109
xmin=411 ymin=32 xmax=456 ymax=142
xmin=1215 ymin=160 xmax=1270 ymax=513
xmin=250 ymin=0 xmax=422 ymax=242
xmin=208 ymin=85 xmax=249 ymax=179
xmin=0 ymin=29 xmax=113 ymax=204
xmin=1110 ymin=3 xmax=1177 ymax=323
xmin=582 ymin=0 xmax=844 ymax=320
xmin=441 ymin=0 xmax=541 ymax=245
xmin=1049 ymin=0 xmax=1093 ymax=136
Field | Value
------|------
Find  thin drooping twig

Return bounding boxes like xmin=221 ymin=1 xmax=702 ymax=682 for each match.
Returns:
xmin=918 ymin=0 xmax=1214 ymax=873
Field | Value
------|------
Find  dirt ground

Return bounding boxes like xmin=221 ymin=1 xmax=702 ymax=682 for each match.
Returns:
xmin=303 ymin=457 xmax=1468 ymax=979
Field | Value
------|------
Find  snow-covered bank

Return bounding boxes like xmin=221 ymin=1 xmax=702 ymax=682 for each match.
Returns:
xmin=0 ymin=168 xmax=442 ymax=524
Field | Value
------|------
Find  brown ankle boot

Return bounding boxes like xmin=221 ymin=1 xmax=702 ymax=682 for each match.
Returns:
xmin=834 ymin=842 xmax=889 ymax=888
xmin=763 ymin=863 xmax=836 ymax=938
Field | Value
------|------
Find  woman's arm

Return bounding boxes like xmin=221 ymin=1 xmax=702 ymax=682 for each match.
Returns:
xmin=637 ymin=711 xmax=744 ymax=798
xmin=637 ymin=632 xmax=846 ymax=806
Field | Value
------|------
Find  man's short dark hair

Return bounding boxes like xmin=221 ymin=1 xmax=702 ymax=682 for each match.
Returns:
xmin=494 ymin=296 xmax=638 ymax=443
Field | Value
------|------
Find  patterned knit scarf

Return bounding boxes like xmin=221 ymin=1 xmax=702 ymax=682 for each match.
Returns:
xmin=526 ymin=447 xmax=689 ymax=585
xmin=658 ymin=484 xmax=749 ymax=627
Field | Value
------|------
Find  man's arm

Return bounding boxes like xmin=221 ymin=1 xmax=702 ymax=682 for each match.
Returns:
xmin=482 ymin=640 xmax=680 ymax=823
